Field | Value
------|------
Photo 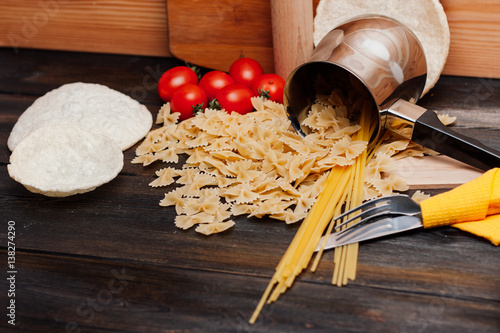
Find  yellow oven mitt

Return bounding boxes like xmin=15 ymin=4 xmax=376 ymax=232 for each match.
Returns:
xmin=420 ymin=168 xmax=500 ymax=245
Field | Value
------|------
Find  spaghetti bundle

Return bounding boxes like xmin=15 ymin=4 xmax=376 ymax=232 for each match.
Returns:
xmin=249 ymin=88 xmax=451 ymax=321
xmin=250 ymin=97 xmax=377 ymax=324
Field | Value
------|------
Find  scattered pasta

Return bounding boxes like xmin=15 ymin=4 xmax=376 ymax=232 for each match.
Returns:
xmin=132 ymin=95 xmax=443 ymax=236
xmin=133 ymin=90 xmax=446 ymax=324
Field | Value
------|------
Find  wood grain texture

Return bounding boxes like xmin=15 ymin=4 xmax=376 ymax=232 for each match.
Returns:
xmin=1 ymin=249 xmax=498 ymax=332
xmin=441 ymin=0 xmax=500 ymax=78
xmin=167 ymin=0 xmax=500 ymax=78
xmin=392 ymin=156 xmax=483 ymax=189
xmin=271 ymin=0 xmax=314 ymax=79
xmin=165 ymin=0 xmax=318 ymax=74
xmin=166 ymin=0 xmax=276 ymax=73
xmin=0 ymin=0 xmax=499 ymax=79
xmin=0 ymin=0 xmax=171 ymax=57
xmin=0 ymin=48 xmax=499 ymax=332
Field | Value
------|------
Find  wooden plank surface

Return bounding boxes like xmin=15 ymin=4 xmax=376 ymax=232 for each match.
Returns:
xmin=441 ymin=0 xmax=500 ymax=78
xmin=166 ymin=0 xmax=500 ymax=78
xmin=392 ymin=156 xmax=483 ymax=189
xmin=0 ymin=0 xmax=171 ymax=57
xmin=166 ymin=0 xmax=276 ymax=73
xmin=0 ymin=48 xmax=499 ymax=332
xmin=0 ymin=1 xmax=499 ymax=79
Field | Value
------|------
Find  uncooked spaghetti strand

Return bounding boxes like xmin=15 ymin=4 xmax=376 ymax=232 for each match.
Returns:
xmin=269 ymin=166 xmax=353 ymax=302
xmin=249 ymin=278 xmax=277 ymax=324
xmin=310 ymin=187 xmax=350 ymax=272
xmin=333 ymin=101 xmax=373 ymax=285
xmin=263 ymin=168 xmax=344 ymax=303
xmin=276 ymin=168 xmax=345 ymax=276
xmin=332 ymin=189 xmax=354 ymax=284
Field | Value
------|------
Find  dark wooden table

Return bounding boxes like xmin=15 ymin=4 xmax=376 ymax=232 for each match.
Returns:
xmin=1 ymin=48 xmax=499 ymax=333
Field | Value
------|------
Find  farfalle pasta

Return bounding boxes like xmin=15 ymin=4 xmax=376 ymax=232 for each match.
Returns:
xmin=133 ymin=89 xmax=459 ymax=325
xmin=131 ymin=84 xmax=460 ymax=327
xmin=133 ymin=93 xmax=445 ymax=236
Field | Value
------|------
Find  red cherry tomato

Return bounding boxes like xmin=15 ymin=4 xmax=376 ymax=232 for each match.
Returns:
xmin=158 ymin=66 xmax=199 ymax=102
xmin=215 ymin=83 xmax=254 ymax=115
xmin=252 ymin=73 xmax=286 ymax=104
xmin=199 ymin=71 xmax=235 ymax=101
xmin=229 ymin=58 xmax=264 ymax=88
xmin=170 ymin=83 xmax=207 ymax=121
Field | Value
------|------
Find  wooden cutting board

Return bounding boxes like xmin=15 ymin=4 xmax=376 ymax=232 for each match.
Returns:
xmin=392 ymin=156 xmax=482 ymax=189
xmin=165 ymin=0 xmax=317 ymax=75
xmin=166 ymin=0 xmax=276 ymax=73
xmin=166 ymin=0 xmax=500 ymax=79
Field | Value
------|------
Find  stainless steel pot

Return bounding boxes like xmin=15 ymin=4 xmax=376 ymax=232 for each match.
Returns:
xmin=285 ymin=15 xmax=500 ymax=171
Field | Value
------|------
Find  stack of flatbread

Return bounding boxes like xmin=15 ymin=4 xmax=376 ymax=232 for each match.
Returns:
xmin=7 ymin=82 xmax=152 ymax=197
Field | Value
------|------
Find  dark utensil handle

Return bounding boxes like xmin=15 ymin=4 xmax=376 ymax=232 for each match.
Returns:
xmin=412 ymin=110 xmax=500 ymax=171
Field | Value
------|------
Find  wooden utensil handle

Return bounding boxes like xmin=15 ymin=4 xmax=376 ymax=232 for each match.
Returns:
xmin=270 ymin=0 xmax=314 ymax=80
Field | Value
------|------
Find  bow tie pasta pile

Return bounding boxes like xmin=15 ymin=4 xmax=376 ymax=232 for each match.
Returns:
xmin=132 ymin=92 xmax=449 ymax=235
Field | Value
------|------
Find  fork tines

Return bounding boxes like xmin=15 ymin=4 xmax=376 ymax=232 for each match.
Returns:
xmin=333 ymin=195 xmax=406 ymax=230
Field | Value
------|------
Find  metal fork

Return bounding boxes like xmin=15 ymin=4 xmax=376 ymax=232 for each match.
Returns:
xmin=333 ymin=194 xmax=422 ymax=230
xmin=315 ymin=194 xmax=424 ymax=251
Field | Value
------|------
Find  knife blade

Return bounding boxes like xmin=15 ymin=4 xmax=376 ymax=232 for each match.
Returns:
xmin=315 ymin=215 xmax=424 ymax=251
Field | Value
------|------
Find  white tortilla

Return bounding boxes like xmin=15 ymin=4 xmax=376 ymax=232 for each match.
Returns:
xmin=313 ymin=0 xmax=450 ymax=95
xmin=7 ymin=125 xmax=124 ymax=197
xmin=7 ymin=82 xmax=152 ymax=151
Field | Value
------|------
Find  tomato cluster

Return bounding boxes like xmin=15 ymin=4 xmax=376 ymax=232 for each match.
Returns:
xmin=157 ymin=57 xmax=285 ymax=121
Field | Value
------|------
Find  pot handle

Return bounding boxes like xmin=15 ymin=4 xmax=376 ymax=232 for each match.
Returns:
xmin=412 ymin=109 xmax=500 ymax=171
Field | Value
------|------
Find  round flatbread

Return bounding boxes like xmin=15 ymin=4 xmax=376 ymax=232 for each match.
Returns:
xmin=313 ymin=0 xmax=450 ymax=95
xmin=7 ymin=82 xmax=153 ymax=151
xmin=7 ymin=125 xmax=124 ymax=197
